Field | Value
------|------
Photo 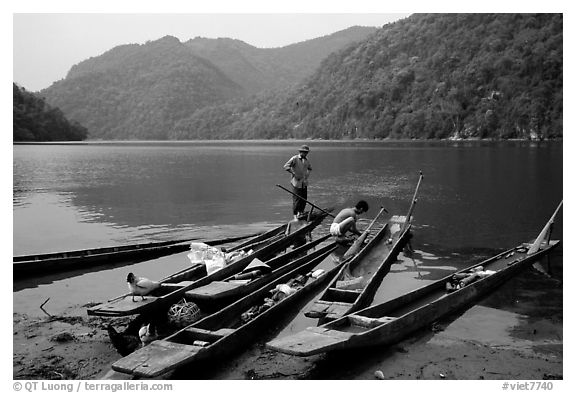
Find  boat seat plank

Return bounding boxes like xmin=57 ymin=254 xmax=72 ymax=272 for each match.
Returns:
xmin=112 ymin=341 xmax=201 ymax=378
xmin=305 ymin=300 xmax=353 ymax=318
xmin=213 ymin=328 xmax=235 ymax=336
xmin=184 ymin=280 xmax=246 ymax=300
xmin=184 ymin=326 xmax=224 ymax=336
xmin=323 ymin=302 xmax=354 ymax=320
xmin=390 ymin=215 xmax=407 ymax=224
xmin=182 ymin=326 xmax=227 ymax=342
xmin=327 ymin=288 xmax=361 ymax=303
xmin=89 ymin=296 xmax=160 ymax=314
xmin=161 ymin=281 xmax=196 ymax=289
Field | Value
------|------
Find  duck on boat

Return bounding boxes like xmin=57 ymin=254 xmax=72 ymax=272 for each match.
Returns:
xmin=88 ymin=210 xmax=329 ymax=317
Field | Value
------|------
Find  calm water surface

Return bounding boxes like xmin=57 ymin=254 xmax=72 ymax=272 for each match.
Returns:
xmin=13 ymin=140 xmax=563 ymax=254
xmin=12 ymin=141 xmax=563 ymax=369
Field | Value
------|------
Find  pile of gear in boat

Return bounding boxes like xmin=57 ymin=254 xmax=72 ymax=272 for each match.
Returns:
xmin=335 ymin=275 xmax=364 ymax=291
xmin=165 ymin=242 xmax=271 ymax=327
xmin=445 ymin=266 xmax=496 ymax=292
xmin=240 ymin=268 xmax=325 ymax=324
xmin=445 ymin=245 xmax=529 ymax=292
xmin=187 ymin=242 xmax=253 ymax=275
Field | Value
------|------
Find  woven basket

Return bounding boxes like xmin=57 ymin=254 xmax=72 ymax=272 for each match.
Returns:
xmin=167 ymin=298 xmax=202 ymax=327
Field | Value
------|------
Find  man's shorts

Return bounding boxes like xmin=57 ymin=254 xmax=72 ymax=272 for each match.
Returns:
xmin=329 ymin=217 xmax=354 ymax=236
xmin=329 ymin=222 xmax=342 ymax=236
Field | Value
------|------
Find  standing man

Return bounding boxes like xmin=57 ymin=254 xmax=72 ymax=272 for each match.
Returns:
xmin=283 ymin=145 xmax=312 ymax=220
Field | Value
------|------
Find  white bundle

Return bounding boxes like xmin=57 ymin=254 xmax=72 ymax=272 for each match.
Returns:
xmin=187 ymin=242 xmax=227 ymax=274
xmin=275 ymin=284 xmax=297 ymax=296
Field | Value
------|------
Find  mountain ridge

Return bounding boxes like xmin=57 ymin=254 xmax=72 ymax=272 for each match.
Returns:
xmin=39 ymin=26 xmax=377 ymax=139
xmin=173 ymin=14 xmax=562 ymax=140
xmin=33 ymin=15 xmax=562 ymax=141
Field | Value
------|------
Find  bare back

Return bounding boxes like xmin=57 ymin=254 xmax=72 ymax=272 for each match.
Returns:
xmin=333 ymin=207 xmax=357 ymax=224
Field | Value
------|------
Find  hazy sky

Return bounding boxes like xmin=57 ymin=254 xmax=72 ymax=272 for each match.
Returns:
xmin=13 ymin=12 xmax=410 ymax=92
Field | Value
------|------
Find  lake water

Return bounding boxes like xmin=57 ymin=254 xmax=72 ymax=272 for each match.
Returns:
xmin=12 ymin=141 xmax=564 ymax=371
xmin=13 ymin=140 xmax=563 ymax=255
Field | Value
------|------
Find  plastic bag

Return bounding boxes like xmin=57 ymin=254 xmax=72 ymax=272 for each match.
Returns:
xmin=205 ymin=255 xmax=227 ymax=275
xmin=275 ymin=284 xmax=297 ymax=296
xmin=187 ymin=242 xmax=227 ymax=274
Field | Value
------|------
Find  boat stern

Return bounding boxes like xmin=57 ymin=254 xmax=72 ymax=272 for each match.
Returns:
xmin=266 ymin=326 xmax=355 ymax=356
xmin=112 ymin=340 xmax=203 ymax=378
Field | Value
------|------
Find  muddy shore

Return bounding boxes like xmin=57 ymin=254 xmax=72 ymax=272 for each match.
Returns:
xmin=13 ymin=296 xmax=562 ymax=381
xmin=13 ymin=246 xmax=563 ymax=381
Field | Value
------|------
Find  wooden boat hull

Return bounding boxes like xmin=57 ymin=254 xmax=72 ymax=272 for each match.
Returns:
xmin=304 ymin=173 xmax=423 ymax=323
xmin=305 ymin=215 xmax=411 ymax=322
xmin=87 ymin=224 xmax=288 ymax=316
xmin=111 ymin=242 xmax=343 ymax=378
xmin=88 ymin=214 xmax=327 ymax=317
xmin=13 ymin=233 xmax=260 ymax=278
xmin=184 ymin=234 xmax=332 ymax=303
xmin=267 ymin=239 xmax=560 ymax=356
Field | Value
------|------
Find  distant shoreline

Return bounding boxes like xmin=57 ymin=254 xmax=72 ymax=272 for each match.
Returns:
xmin=13 ymin=138 xmax=563 ymax=146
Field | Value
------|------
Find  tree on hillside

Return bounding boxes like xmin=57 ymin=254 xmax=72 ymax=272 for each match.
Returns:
xmin=13 ymin=84 xmax=88 ymax=141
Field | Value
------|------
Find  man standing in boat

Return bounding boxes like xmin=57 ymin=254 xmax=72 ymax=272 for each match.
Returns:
xmin=283 ymin=145 xmax=312 ymax=220
xmin=330 ymin=200 xmax=369 ymax=241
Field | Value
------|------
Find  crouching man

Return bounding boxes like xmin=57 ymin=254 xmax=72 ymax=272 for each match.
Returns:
xmin=329 ymin=200 xmax=369 ymax=243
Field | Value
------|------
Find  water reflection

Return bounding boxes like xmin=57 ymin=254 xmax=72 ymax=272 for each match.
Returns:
xmin=14 ymin=141 xmax=562 ymax=255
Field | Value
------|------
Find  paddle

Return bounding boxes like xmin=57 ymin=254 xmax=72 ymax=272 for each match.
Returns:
xmin=276 ymin=184 xmax=336 ymax=218
xmin=343 ymin=206 xmax=388 ymax=260
xmin=164 ymin=232 xmax=260 ymax=248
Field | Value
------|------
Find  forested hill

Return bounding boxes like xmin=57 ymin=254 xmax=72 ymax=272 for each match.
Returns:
xmin=40 ymin=36 xmax=245 ymax=140
xmin=13 ymin=84 xmax=87 ymax=141
xmin=172 ymin=14 xmax=562 ymax=140
xmin=184 ymin=26 xmax=378 ymax=95
xmin=39 ymin=27 xmax=377 ymax=140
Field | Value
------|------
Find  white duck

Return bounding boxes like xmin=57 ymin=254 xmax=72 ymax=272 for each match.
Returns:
xmin=127 ymin=272 xmax=161 ymax=301
xmin=138 ymin=323 xmax=158 ymax=346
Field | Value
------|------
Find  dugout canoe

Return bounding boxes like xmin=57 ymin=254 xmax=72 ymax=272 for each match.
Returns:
xmin=267 ymin=201 xmax=562 ymax=356
xmin=305 ymin=172 xmax=423 ymax=323
xmin=110 ymin=240 xmax=345 ymax=378
xmin=13 ymin=233 xmax=261 ymax=278
xmin=87 ymin=212 xmax=328 ymax=317
xmin=184 ymin=234 xmax=334 ymax=305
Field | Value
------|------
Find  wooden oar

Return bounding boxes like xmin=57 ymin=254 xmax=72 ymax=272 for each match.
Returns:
xmin=276 ymin=184 xmax=336 ymax=218
xmin=161 ymin=232 xmax=261 ymax=249
xmin=402 ymin=171 xmax=424 ymax=232
xmin=343 ymin=206 xmax=388 ymax=260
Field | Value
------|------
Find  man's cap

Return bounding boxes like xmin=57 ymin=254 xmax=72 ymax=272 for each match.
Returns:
xmin=299 ymin=145 xmax=310 ymax=152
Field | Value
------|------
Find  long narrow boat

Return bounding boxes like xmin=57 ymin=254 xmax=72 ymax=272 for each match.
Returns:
xmin=184 ymin=234 xmax=333 ymax=305
xmin=110 ymin=240 xmax=344 ymax=378
xmin=267 ymin=201 xmax=562 ymax=356
xmin=305 ymin=172 xmax=423 ymax=323
xmin=88 ymin=212 xmax=328 ymax=317
xmin=13 ymin=233 xmax=261 ymax=278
